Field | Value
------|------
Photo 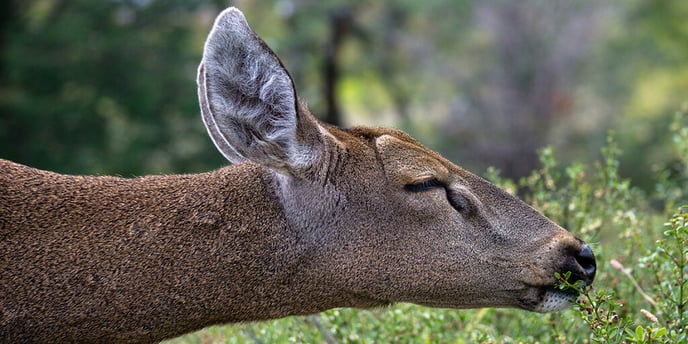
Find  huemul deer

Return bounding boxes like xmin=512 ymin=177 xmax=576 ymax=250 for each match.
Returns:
xmin=0 ymin=7 xmax=596 ymax=343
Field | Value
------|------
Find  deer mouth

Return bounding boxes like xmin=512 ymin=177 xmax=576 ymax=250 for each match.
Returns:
xmin=520 ymin=286 xmax=578 ymax=313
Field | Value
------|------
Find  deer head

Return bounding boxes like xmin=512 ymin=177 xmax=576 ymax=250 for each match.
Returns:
xmin=197 ymin=7 xmax=595 ymax=312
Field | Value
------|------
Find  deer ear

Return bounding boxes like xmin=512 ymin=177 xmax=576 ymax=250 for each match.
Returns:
xmin=198 ymin=7 xmax=320 ymax=172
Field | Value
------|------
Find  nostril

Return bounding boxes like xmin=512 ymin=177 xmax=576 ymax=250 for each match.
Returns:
xmin=576 ymin=244 xmax=597 ymax=281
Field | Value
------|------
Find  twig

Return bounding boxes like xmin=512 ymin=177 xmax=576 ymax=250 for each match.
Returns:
xmin=610 ymin=259 xmax=658 ymax=307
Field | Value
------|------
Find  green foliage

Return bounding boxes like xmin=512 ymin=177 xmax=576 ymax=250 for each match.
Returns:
xmin=642 ymin=207 xmax=688 ymax=338
xmin=553 ymin=206 xmax=688 ymax=344
xmin=655 ymin=106 xmax=688 ymax=211
xmin=556 ymin=271 xmax=628 ymax=343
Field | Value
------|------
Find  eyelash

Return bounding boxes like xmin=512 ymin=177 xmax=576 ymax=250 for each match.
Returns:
xmin=404 ymin=178 xmax=475 ymax=215
xmin=404 ymin=178 xmax=444 ymax=192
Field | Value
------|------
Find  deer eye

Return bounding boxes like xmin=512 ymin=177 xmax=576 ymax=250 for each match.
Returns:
xmin=404 ymin=178 xmax=444 ymax=192
xmin=405 ymin=179 xmax=476 ymax=216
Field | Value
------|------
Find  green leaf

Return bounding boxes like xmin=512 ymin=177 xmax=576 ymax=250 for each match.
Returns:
xmin=654 ymin=327 xmax=667 ymax=338
xmin=635 ymin=325 xmax=644 ymax=341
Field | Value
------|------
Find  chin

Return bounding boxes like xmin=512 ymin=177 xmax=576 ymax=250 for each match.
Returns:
xmin=519 ymin=287 xmax=579 ymax=313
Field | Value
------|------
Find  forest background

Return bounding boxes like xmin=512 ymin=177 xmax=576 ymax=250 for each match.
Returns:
xmin=1 ymin=0 xmax=687 ymax=343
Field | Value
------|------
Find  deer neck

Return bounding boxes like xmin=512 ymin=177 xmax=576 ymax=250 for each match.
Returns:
xmin=1 ymin=159 xmax=350 ymax=342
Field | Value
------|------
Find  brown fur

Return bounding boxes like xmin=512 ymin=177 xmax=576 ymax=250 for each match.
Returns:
xmin=0 ymin=7 xmax=595 ymax=343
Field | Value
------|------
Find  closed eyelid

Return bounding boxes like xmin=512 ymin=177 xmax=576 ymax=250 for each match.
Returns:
xmin=404 ymin=178 xmax=444 ymax=192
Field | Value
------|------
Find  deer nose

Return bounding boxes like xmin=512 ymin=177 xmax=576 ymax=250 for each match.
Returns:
xmin=576 ymin=244 xmax=596 ymax=283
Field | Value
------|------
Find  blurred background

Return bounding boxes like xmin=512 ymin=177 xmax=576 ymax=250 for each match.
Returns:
xmin=0 ymin=0 xmax=686 ymax=191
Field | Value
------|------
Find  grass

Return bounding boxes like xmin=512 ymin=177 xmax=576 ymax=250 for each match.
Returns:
xmin=166 ymin=109 xmax=688 ymax=343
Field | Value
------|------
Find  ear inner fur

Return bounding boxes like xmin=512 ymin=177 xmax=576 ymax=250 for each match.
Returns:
xmin=198 ymin=8 xmax=312 ymax=172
